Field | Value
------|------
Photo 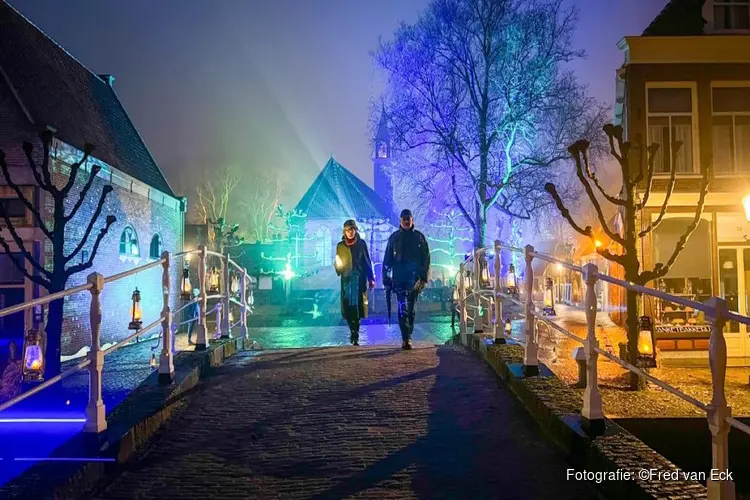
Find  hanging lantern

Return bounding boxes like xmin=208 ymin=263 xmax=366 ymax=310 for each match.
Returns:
xmin=150 ymin=352 xmax=157 ymax=368
xmin=231 ymin=274 xmax=240 ymax=296
xmin=129 ymin=288 xmax=143 ymax=330
xmin=22 ymin=306 xmax=46 ymax=382
xmin=543 ymin=277 xmax=556 ymax=316
xmin=452 ymin=286 xmax=459 ymax=301
xmin=505 ymin=319 xmax=512 ymax=335
xmin=480 ymin=259 xmax=490 ymax=287
xmin=248 ymin=290 xmax=255 ymax=307
xmin=637 ymin=316 xmax=657 ymax=368
xmin=463 ymin=271 xmax=472 ymax=292
xmin=209 ymin=267 xmax=220 ymax=293
xmin=506 ymin=264 xmax=517 ymax=294
xmin=180 ymin=267 xmax=192 ymax=300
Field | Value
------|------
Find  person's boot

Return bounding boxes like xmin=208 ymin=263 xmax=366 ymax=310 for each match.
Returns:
xmin=401 ymin=337 xmax=412 ymax=350
xmin=352 ymin=331 xmax=359 ymax=346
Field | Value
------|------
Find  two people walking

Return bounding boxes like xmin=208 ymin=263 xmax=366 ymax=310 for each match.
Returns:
xmin=334 ymin=209 xmax=430 ymax=350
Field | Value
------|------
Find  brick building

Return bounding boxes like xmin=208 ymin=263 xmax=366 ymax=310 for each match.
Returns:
xmin=0 ymin=1 xmax=185 ymax=358
xmin=616 ymin=0 xmax=750 ymax=365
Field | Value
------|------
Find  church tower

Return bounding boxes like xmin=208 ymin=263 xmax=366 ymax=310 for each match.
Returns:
xmin=373 ymin=106 xmax=395 ymax=217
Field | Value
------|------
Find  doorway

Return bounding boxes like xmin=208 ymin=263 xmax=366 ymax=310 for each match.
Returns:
xmin=718 ymin=246 xmax=750 ymax=359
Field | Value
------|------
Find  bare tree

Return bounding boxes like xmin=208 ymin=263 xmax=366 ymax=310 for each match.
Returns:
xmin=195 ymin=166 xmax=241 ymax=224
xmin=545 ymin=124 xmax=709 ymax=389
xmin=0 ymin=131 xmax=116 ymax=377
xmin=374 ymin=0 xmax=606 ymax=247
xmin=239 ymin=171 xmax=285 ymax=243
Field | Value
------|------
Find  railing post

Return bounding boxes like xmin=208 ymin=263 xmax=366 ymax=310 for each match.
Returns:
xmin=239 ymin=270 xmax=249 ymax=339
xmin=84 ymin=272 xmax=106 ymax=433
xmin=493 ymin=240 xmax=504 ymax=344
xmin=459 ymin=263 xmax=468 ymax=335
xmin=158 ymin=251 xmax=175 ymax=384
xmin=705 ymin=297 xmax=735 ymax=500
xmin=473 ymin=248 xmax=483 ymax=333
xmin=582 ymin=263 xmax=604 ymax=434
xmin=215 ymin=302 xmax=223 ymax=339
xmin=195 ymin=245 xmax=208 ymax=351
xmin=221 ymin=254 xmax=231 ymax=339
xmin=523 ymin=245 xmax=538 ymax=376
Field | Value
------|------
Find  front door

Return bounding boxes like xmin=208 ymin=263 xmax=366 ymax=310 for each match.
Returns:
xmin=718 ymin=247 xmax=750 ymax=360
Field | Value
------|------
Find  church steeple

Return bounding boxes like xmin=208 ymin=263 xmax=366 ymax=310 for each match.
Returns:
xmin=374 ymin=104 xmax=390 ymax=159
xmin=372 ymin=105 xmax=395 ymax=218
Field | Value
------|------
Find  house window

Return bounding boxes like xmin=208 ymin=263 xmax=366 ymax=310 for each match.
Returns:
xmin=647 ymin=87 xmax=695 ymax=174
xmin=0 ymin=198 xmax=25 ymax=219
xmin=0 ymin=253 xmax=25 ymax=284
xmin=315 ymin=226 xmax=332 ymax=266
xmin=119 ymin=226 xmax=140 ymax=257
xmin=714 ymin=0 xmax=750 ymax=30
xmin=712 ymin=86 xmax=750 ymax=173
xmin=149 ymin=234 xmax=162 ymax=260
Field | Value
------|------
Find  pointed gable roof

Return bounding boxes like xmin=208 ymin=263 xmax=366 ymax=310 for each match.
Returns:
xmin=295 ymin=156 xmax=397 ymax=222
xmin=643 ymin=0 xmax=706 ymax=36
xmin=0 ymin=1 xmax=175 ymax=197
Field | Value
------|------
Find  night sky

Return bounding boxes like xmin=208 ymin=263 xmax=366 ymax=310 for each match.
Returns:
xmin=10 ymin=0 xmax=667 ymax=207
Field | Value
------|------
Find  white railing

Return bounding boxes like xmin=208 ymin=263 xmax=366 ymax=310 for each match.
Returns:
xmin=0 ymin=244 xmax=252 ymax=435
xmin=455 ymin=240 xmax=745 ymax=500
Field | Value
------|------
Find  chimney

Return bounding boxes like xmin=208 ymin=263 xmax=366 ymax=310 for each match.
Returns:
xmin=98 ymin=74 xmax=115 ymax=87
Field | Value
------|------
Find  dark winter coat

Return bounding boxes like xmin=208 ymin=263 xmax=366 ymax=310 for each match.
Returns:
xmin=383 ymin=226 xmax=430 ymax=289
xmin=335 ymin=235 xmax=374 ymax=319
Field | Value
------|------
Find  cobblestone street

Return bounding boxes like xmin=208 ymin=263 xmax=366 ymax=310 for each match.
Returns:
xmin=91 ymin=345 xmax=601 ymax=500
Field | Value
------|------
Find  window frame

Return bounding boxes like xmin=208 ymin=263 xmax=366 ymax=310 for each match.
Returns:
xmin=119 ymin=225 xmax=140 ymax=258
xmin=645 ymin=82 xmax=701 ymax=178
xmin=713 ymin=0 xmax=750 ymax=32
xmin=149 ymin=234 xmax=163 ymax=260
xmin=314 ymin=226 xmax=332 ymax=267
xmin=711 ymin=81 xmax=750 ymax=177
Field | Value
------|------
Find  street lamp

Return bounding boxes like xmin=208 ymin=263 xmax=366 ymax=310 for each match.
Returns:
xmin=22 ymin=306 xmax=46 ymax=382
xmin=637 ymin=315 xmax=657 ymax=368
xmin=506 ymin=264 xmax=517 ymax=295
xmin=543 ymin=277 xmax=556 ymax=316
xmin=129 ymin=288 xmax=143 ymax=330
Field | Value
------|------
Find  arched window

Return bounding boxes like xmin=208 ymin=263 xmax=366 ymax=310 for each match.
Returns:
xmin=315 ymin=226 xmax=332 ymax=267
xmin=119 ymin=226 xmax=140 ymax=257
xmin=149 ymin=234 xmax=162 ymax=260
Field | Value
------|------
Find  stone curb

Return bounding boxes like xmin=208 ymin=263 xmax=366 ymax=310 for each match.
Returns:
xmin=448 ymin=333 xmax=708 ymax=500
xmin=0 ymin=337 xmax=252 ymax=500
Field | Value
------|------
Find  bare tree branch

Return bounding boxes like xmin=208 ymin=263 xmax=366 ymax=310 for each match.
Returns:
xmin=61 ymin=143 xmax=95 ymax=195
xmin=0 ymin=213 xmax=52 ymax=279
xmin=65 ymin=185 xmax=114 ymax=263
xmin=0 ymin=150 xmax=54 ymax=240
xmin=0 ymin=233 xmax=51 ymax=289
xmin=67 ymin=215 xmax=117 ymax=275
xmin=638 ymin=142 xmax=680 ymax=236
xmin=64 ymin=165 xmax=102 ymax=222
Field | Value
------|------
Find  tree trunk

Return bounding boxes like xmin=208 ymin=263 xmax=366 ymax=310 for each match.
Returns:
xmin=44 ymin=291 xmax=64 ymax=379
xmin=473 ymin=210 xmax=487 ymax=249
xmin=625 ymin=287 xmax=647 ymax=390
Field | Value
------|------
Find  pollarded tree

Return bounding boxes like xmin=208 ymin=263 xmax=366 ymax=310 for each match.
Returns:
xmin=0 ymin=131 xmax=116 ymax=378
xmin=374 ymin=0 xmax=606 ymax=247
xmin=545 ymin=124 xmax=709 ymax=389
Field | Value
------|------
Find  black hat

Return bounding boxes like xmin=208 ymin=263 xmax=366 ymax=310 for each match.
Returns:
xmin=400 ymin=209 xmax=413 ymax=219
xmin=343 ymin=219 xmax=358 ymax=230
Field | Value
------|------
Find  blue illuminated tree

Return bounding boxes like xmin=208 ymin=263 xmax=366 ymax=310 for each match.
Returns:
xmin=374 ymin=0 xmax=606 ymax=247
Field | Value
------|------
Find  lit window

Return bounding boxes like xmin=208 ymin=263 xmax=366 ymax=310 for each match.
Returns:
xmin=647 ymin=87 xmax=695 ymax=174
xmin=712 ymin=86 xmax=750 ymax=173
xmin=715 ymin=0 xmax=750 ymax=30
xmin=119 ymin=226 xmax=140 ymax=257
xmin=149 ymin=234 xmax=162 ymax=260
xmin=377 ymin=141 xmax=388 ymax=159
xmin=315 ymin=226 xmax=332 ymax=267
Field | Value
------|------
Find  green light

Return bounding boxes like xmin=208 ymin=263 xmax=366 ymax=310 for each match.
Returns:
xmin=280 ymin=262 xmax=296 ymax=281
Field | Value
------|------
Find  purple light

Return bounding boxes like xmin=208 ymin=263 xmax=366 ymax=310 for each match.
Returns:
xmin=0 ymin=418 xmax=86 ymax=423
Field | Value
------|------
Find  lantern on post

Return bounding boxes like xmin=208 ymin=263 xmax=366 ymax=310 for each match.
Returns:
xmin=479 ymin=258 xmax=490 ymax=288
xmin=543 ymin=277 xmax=556 ymax=316
xmin=209 ymin=266 xmax=220 ymax=293
xmin=180 ymin=266 xmax=192 ymax=300
xmin=506 ymin=264 xmax=517 ymax=295
xmin=230 ymin=274 xmax=240 ymax=297
xmin=637 ymin=316 xmax=657 ymax=368
xmin=22 ymin=306 xmax=46 ymax=382
xmin=129 ymin=288 xmax=143 ymax=330
xmin=505 ymin=318 xmax=512 ymax=336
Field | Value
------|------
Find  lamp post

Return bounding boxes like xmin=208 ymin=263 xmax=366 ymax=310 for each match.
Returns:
xmin=637 ymin=315 xmax=657 ymax=369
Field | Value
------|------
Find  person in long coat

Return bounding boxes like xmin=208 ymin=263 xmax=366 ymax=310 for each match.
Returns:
xmin=334 ymin=220 xmax=375 ymax=345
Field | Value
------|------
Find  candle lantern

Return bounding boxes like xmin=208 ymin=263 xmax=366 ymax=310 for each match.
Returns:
xmin=452 ymin=286 xmax=459 ymax=302
xmin=209 ymin=266 xmax=220 ymax=293
xmin=505 ymin=318 xmax=512 ymax=335
xmin=129 ymin=288 xmax=143 ymax=330
xmin=462 ymin=271 xmax=472 ymax=292
xmin=231 ymin=274 xmax=240 ymax=296
xmin=506 ymin=264 xmax=517 ymax=295
xmin=22 ymin=306 xmax=46 ymax=382
xmin=543 ymin=277 xmax=556 ymax=316
xmin=180 ymin=267 xmax=192 ymax=300
xmin=479 ymin=257 xmax=490 ymax=287
xmin=637 ymin=316 xmax=657 ymax=368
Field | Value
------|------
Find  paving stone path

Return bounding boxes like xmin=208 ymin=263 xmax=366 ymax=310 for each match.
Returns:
xmin=91 ymin=344 xmax=602 ymax=500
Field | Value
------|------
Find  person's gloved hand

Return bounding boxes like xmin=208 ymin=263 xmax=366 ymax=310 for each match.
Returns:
xmin=369 ymin=280 xmax=375 ymax=290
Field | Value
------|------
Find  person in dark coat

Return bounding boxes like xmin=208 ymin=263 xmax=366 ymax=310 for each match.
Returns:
xmin=383 ymin=209 xmax=430 ymax=350
xmin=334 ymin=220 xmax=375 ymax=346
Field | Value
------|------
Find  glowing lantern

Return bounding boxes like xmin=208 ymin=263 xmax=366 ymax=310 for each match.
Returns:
xmin=505 ymin=319 xmax=512 ymax=335
xmin=594 ymin=239 xmax=602 ymax=249
xmin=506 ymin=264 xmax=517 ymax=294
xmin=209 ymin=267 xmax=220 ymax=293
xmin=180 ymin=267 xmax=192 ymax=300
xmin=543 ymin=277 xmax=556 ymax=316
xmin=229 ymin=309 xmax=235 ymax=324
xmin=230 ymin=274 xmax=240 ymax=296
xmin=22 ymin=306 xmax=46 ymax=382
xmin=129 ymin=288 xmax=143 ymax=330
xmin=452 ymin=287 xmax=459 ymax=301
xmin=281 ymin=262 xmax=296 ymax=281
xmin=150 ymin=353 xmax=157 ymax=368
xmin=463 ymin=271 xmax=472 ymax=292
xmin=637 ymin=316 xmax=657 ymax=368
xmin=480 ymin=260 xmax=490 ymax=287
xmin=334 ymin=255 xmax=343 ymax=271
xmin=248 ymin=290 xmax=255 ymax=306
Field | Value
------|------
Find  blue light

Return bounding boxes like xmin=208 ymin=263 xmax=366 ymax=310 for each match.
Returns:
xmin=0 ymin=418 xmax=86 ymax=423
xmin=13 ymin=457 xmax=115 ymax=462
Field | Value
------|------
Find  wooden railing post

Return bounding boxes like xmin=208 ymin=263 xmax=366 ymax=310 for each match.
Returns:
xmin=84 ymin=272 xmax=106 ymax=433
xmin=523 ymin=245 xmax=538 ymax=376
xmin=195 ymin=245 xmax=208 ymax=351
xmin=705 ymin=297 xmax=735 ymax=500
xmin=215 ymin=302 xmax=223 ymax=339
xmin=582 ymin=263 xmax=604 ymax=434
xmin=158 ymin=251 xmax=174 ymax=384
xmin=239 ymin=270 xmax=249 ymax=339
xmin=473 ymin=248 xmax=483 ymax=333
xmin=493 ymin=240 xmax=504 ymax=344
xmin=459 ymin=263 xmax=468 ymax=335
xmin=221 ymin=254 xmax=231 ymax=339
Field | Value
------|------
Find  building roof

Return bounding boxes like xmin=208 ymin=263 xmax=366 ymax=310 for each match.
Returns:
xmin=295 ymin=156 xmax=397 ymax=223
xmin=0 ymin=1 xmax=175 ymax=197
xmin=642 ymin=0 xmax=706 ymax=36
